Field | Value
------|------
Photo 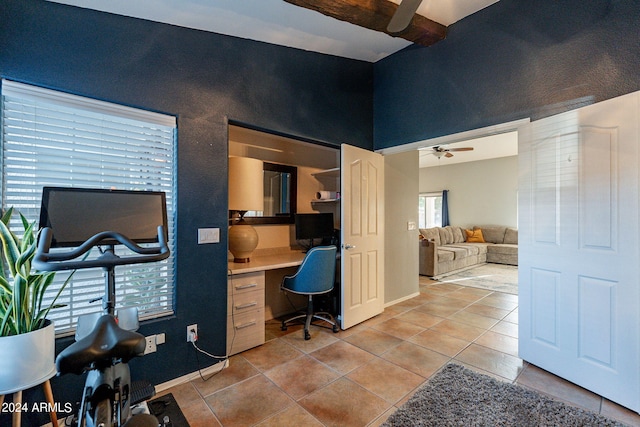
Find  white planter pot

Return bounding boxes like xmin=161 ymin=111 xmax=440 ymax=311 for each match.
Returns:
xmin=0 ymin=320 xmax=56 ymax=394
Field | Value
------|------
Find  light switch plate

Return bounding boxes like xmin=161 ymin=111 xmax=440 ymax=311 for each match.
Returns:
xmin=407 ymin=221 xmax=417 ymax=231
xmin=198 ymin=228 xmax=220 ymax=244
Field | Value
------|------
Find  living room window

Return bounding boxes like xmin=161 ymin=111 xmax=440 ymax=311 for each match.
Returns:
xmin=0 ymin=80 xmax=176 ymax=336
xmin=418 ymin=192 xmax=442 ymax=228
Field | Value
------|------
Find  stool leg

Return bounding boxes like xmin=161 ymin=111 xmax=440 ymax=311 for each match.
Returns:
xmin=12 ymin=390 xmax=22 ymax=427
xmin=42 ymin=380 xmax=58 ymax=427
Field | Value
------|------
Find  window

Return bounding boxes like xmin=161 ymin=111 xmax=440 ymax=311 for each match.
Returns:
xmin=1 ymin=80 xmax=176 ymax=336
xmin=418 ymin=192 xmax=442 ymax=228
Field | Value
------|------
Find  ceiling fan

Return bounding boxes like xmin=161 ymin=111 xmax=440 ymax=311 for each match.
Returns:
xmin=387 ymin=0 xmax=424 ymax=33
xmin=428 ymin=145 xmax=474 ymax=158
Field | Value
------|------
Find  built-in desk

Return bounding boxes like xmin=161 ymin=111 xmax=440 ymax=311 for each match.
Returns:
xmin=227 ymin=251 xmax=306 ymax=275
xmin=227 ymin=251 xmax=306 ymax=355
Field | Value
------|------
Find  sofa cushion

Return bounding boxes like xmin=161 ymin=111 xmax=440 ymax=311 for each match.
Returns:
xmin=437 ymin=249 xmax=455 ymax=262
xmin=487 ymin=244 xmax=518 ymax=265
xmin=475 ymin=226 xmax=507 ymax=244
xmin=487 ymin=243 xmax=518 ymax=256
xmin=439 ymin=246 xmax=469 ymax=260
xmin=448 ymin=243 xmax=479 ymax=256
xmin=439 ymin=227 xmax=455 ymax=244
xmin=419 ymin=227 xmax=441 ymax=245
xmin=504 ymin=228 xmax=518 ymax=244
xmin=464 ymin=243 xmax=489 ymax=254
xmin=451 ymin=226 xmax=465 ymax=243
xmin=465 ymin=229 xmax=485 ymax=243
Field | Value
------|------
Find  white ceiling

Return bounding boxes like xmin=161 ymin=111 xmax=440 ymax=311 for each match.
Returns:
xmin=418 ymin=131 xmax=518 ymax=168
xmin=47 ymin=0 xmax=498 ymax=62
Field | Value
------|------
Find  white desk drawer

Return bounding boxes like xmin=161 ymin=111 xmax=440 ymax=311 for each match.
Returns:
xmin=227 ymin=308 xmax=265 ymax=355
xmin=228 ymin=271 xmax=265 ymax=295
xmin=227 ymin=289 xmax=265 ymax=316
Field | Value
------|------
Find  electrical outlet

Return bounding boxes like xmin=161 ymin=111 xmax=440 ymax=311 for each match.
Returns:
xmin=187 ymin=324 xmax=198 ymax=342
xmin=144 ymin=335 xmax=157 ymax=354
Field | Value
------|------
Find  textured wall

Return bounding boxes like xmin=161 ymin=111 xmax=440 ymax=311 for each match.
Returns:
xmin=384 ymin=151 xmax=419 ymax=303
xmin=0 ymin=1 xmax=372 ymax=424
xmin=374 ymin=0 xmax=640 ymax=149
xmin=419 ymin=156 xmax=518 ymax=228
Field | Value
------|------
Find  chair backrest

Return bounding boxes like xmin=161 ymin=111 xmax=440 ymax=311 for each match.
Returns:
xmin=282 ymin=246 xmax=337 ymax=294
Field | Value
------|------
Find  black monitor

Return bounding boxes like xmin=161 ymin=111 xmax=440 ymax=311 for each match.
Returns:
xmin=39 ymin=187 xmax=168 ymax=247
xmin=295 ymin=213 xmax=334 ymax=249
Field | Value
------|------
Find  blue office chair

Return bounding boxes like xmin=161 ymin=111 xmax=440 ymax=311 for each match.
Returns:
xmin=281 ymin=245 xmax=340 ymax=340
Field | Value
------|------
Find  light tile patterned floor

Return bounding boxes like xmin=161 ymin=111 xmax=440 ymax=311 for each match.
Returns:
xmin=159 ymin=277 xmax=640 ymax=426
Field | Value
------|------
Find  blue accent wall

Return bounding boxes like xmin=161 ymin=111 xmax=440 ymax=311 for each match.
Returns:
xmin=0 ymin=1 xmax=372 ymax=424
xmin=374 ymin=0 xmax=640 ymax=149
xmin=3 ymin=0 xmax=640 ymax=423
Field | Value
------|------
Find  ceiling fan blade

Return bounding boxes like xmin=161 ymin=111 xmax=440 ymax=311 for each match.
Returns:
xmin=445 ymin=152 xmax=454 ymax=158
xmin=387 ymin=0 xmax=423 ymax=33
xmin=448 ymin=147 xmax=474 ymax=152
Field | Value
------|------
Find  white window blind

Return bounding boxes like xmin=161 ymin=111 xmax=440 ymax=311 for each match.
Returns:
xmin=0 ymin=80 xmax=176 ymax=336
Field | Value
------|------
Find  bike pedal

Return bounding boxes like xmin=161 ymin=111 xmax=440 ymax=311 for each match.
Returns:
xmin=131 ymin=380 xmax=156 ymax=404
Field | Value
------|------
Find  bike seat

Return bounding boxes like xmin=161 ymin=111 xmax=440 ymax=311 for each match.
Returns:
xmin=56 ymin=314 xmax=146 ymax=375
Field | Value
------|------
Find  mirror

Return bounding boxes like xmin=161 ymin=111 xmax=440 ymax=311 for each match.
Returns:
xmin=240 ymin=162 xmax=297 ymax=224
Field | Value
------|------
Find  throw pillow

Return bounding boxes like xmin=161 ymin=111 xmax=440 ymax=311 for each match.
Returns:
xmin=466 ymin=228 xmax=485 ymax=243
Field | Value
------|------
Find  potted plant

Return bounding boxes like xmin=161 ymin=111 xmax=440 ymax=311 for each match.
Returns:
xmin=0 ymin=207 xmax=70 ymax=393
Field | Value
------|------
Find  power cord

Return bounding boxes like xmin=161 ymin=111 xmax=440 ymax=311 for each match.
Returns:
xmin=190 ymin=340 xmax=226 ymax=360
xmin=188 ymin=268 xmax=237 ymax=382
xmin=190 ymin=335 xmax=228 ymax=382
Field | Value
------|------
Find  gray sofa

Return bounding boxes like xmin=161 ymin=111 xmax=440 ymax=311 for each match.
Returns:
xmin=419 ymin=225 xmax=518 ymax=277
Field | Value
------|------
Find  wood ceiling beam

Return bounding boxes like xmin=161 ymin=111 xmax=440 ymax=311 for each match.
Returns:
xmin=283 ymin=0 xmax=447 ymax=47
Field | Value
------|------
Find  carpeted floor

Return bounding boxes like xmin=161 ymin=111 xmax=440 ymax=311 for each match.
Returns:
xmin=383 ymin=364 xmax=627 ymax=427
xmin=436 ymin=263 xmax=518 ymax=295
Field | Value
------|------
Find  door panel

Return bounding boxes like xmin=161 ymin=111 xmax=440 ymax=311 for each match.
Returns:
xmin=519 ymin=91 xmax=639 ymax=411
xmin=340 ymin=144 xmax=384 ymax=329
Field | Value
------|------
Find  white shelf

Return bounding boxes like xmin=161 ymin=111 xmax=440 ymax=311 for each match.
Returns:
xmin=311 ymin=199 xmax=339 ymax=203
xmin=311 ymin=167 xmax=340 ymax=179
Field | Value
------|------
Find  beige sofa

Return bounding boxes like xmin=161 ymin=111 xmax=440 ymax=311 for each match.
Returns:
xmin=419 ymin=225 xmax=518 ymax=277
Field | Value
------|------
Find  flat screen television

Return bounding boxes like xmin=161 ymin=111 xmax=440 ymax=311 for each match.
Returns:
xmin=295 ymin=213 xmax=334 ymax=248
xmin=39 ymin=187 xmax=168 ymax=247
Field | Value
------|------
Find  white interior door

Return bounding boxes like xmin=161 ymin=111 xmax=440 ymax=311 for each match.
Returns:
xmin=518 ymin=91 xmax=640 ymax=411
xmin=340 ymin=143 xmax=384 ymax=329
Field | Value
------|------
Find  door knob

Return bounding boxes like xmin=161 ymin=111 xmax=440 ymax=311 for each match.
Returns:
xmin=343 ymin=244 xmax=356 ymax=250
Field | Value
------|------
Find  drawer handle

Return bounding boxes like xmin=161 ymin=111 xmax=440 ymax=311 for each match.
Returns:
xmin=235 ymin=302 xmax=258 ymax=310
xmin=235 ymin=283 xmax=258 ymax=290
xmin=235 ymin=320 xmax=256 ymax=330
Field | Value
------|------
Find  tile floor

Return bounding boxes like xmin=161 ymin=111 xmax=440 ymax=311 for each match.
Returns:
xmin=159 ymin=277 xmax=640 ymax=426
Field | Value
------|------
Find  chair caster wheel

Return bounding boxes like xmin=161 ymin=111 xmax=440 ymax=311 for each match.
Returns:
xmin=332 ymin=325 xmax=339 ymax=333
xmin=304 ymin=331 xmax=311 ymax=340
xmin=281 ymin=324 xmax=287 ymax=331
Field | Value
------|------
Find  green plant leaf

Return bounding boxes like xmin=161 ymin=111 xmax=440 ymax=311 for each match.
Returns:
xmin=0 ymin=208 xmax=80 ymax=336
xmin=0 ymin=219 xmax=21 ymax=279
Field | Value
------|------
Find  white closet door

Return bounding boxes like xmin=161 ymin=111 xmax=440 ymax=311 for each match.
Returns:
xmin=340 ymin=143 xmax=385 ymax=329
xmin=518 ymin=91 xmax=640 ymax=411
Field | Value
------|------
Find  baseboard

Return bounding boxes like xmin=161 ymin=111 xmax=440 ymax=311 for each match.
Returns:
xmin=385 ymin=291 xmax=420 ymax=308
xmin=155 ymin=358 xmax=229 ymax=393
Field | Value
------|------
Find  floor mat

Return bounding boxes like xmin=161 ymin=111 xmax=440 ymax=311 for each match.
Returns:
xmin=148 ymin=393 xmax=191 ymax=427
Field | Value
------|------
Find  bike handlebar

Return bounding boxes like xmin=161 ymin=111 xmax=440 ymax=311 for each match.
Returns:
xmin=33 ymin=226 xmax=170 ymax=271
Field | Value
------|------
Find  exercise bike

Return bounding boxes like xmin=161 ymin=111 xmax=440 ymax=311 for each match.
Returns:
xmin=34 ymin=226 xmax=170 ymax=427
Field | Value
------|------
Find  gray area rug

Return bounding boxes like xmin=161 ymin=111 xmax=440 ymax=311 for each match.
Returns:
xmin=437 ymin=263 xmax=518 ymax=295
xmin=383 ymin=364 xmax=626 ymax=427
